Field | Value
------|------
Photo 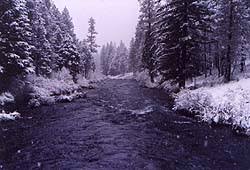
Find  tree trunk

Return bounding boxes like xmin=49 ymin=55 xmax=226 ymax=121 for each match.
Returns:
xmin=178 ymin=1 xmax=188 ymax=89
xmin=179 ymin=75 xmax=186 ymax=89
xmin=225 ymin=0 xmax=234 ymax=82
xmin=150 ymin=73 xmax=154 ymax=83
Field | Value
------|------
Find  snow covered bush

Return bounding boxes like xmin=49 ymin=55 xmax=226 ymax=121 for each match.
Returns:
xmin=27 ymin=68 xmax=90 ymax=107
xmin=0 ymin=92 xmax=14 ymax=106
xmin=88 ymin=71 xmax=107 ymax=83
xmin=134 ymin=70 xmax=179 ymax=92
xmin=50 ymin=67 xmax=73 ymax=82
xmin=77 ymin=74 xmax=90 ymax=88
xmin=159 ymin=81 xmax=179 ymax=93
xmin=185 ymin=75 xmax=225 ymax=89
xmin=134 ymin=70 xmax=159 ymax=88
xmin=174 ymin=78 xmax=250 ymax=134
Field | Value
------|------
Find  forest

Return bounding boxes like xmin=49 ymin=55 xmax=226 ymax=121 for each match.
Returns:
xmin=1 ymin=0 xmax=250 ymax=169
xmin=126 ymin=0 xmax=250 ymax=88
xmin=1 ymin=0 xmax=249 ymax=97
xmin=0 ymin=0 xmax=100 ymax=107
xmin=0 ymin=0 xmax=99 ymax=84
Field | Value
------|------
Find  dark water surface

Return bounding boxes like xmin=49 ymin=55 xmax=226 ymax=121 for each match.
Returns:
xmin=1 ymin=79 xmax=250 ymax=170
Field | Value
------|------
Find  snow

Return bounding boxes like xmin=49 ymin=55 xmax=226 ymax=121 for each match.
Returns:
xmin=108 ymin=72 xmax=134 ymax=80
xmin=0 ymin=92 xmax=15 ymax=106
xmin=76 ymin=75 xmax=90 ymax=88
xmin=174 ymin=78 xmax=250 ymax=134
xmin=56 ymin=92 xmax=86 ymax=103
xmin=134 ymin=70 xmax=178 ymax=92
xmin=131 ymin=106 xmax=154 ymax=115
xmin=133 ymin=70 xmax=178 ymax=91
xmin=37 ymin=162 xmax=42 ymax=168
xmin=27 ymin=68 xmax=90 ymax=107
xmin=0 ymin=66 xmax=4 ymax=73
xmin=134 ymin=70 xmax=159 ymax=88
xmin=0 ymin=111 xmax=21 ymax=121
xmin=89 ymin=71 xmax=107 ymax=83
xmin=185 ymin=75 xmax=225 ymax=89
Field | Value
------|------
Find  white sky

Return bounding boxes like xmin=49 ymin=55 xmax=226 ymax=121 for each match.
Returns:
xmin=53 ymin=0 xmax=140 ymax=47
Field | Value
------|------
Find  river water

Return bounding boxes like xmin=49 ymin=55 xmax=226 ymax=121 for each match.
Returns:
xmin=0 ymin=79 xmax=250 ymax=169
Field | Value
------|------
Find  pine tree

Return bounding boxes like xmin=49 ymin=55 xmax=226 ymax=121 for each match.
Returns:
xmin=27 ymin=0 xmax=54 ymax=76
xmin=139 ymin=0 xmax=157 ymax=82
xmin=0 ymin=0 xmax=34 ymax=89
xmin=58 ymin=36 xmax=80 ymax=82
xmin=215 ymin=0 xmax=250 ymax=81
xmin=130 ymin=20 xmax=145 ymax=73
xmin=46 ymin=2 xmax=65 ymax=71
xmin=100 ymin=42 xmax=117 ymax=75
xmin=109 ymin=41 xmax=129 ymax=75
xmin=86 ymin=17 xmax=98 ymax=72
xmin=0 ymin=0 xmax=88 ymax=89
xmin=57 ymin=6 xmax=82 ymax=81
xmin=61 ymin=7 xmax=76 ymax=41
xmin=128 ymin=38 xmax=137 ymax=72
xmin=100 ymin=45 xmax=108 ymax=75
xmin=155 ymin=0 xmax=214 ymax=88
xmin=77 ymin=40 xmax=92 ymax=78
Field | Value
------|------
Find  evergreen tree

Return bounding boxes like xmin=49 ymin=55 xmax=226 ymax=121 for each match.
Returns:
xmin=58 ymin=6 xmax=82 ymax=81
xmin=0 ymin=0 xmax=90 ymax=90
xmin=86 ymin=17 xmax=98 ymax=72
xmin=77 ymin=40 xmax=92 ymax=78
xmin=46 ymin=2 xmax=65 ymax=71
xmin=61 ymin=7 xmax=76 ymax=41
xmin=0 ymin=0 xmax=34 ymax=88
xmin=100 ymin=41 xmax=130 ymax=76
xmin=109 ymin=41 xmax=129 ymax=75
xmin=100 ymin=42 xmax=117 ymax=75
xmin=27 ymin=0 xmax=54 ymax=76
xmin=155 ymin=0 xmax=213 ymax=88
xmin=215 ymin=0 xmax=250 ymax=81
xmin=100 ymin=45 xmax=108 ymax=75
xmin=139 ymin=0 xmax=157 ymax=82
xmin=128 ymin=38 xmax=137 ymax=72
xmin=131 ymin=20 xmax=145 ymax=73
xmin=58 ymin=36 xmax=80 ymax=82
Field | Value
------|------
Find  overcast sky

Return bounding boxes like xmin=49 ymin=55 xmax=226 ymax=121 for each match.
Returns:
xmin=53 ymin=0 xmax=140 ymax=47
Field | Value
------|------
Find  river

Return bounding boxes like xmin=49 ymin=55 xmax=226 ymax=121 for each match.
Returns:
xmin=0 ymin=79 xmax=250 ymax=169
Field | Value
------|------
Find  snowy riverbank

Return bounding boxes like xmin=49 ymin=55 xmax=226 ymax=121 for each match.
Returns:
xmin=0 ymin=68 xmax=94 ymax=121
xmin=133 ymin=70 xmax=250 ymax=134
xmin=0 ymin=111 xmax=20 ymax=121
xmin=27 ymin=68 xmax=91 ymax=107
xmin=0 ymin=92 xmax=17 ymax=121
xmin=174 ymin=78 xmax=250 ymax=135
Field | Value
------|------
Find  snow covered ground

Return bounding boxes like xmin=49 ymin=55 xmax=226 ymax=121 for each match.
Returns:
xmin=107 ymin=72 xmax=134 ymax=80
xmin=134 ymin=71 xmax=159 ymax=88
xmin=0 ymin=92 xmax=14 ymax=106
xmin=185 ymin=75 xmax=225 ymax=89
xmin=174 ymin=78 xmax=250 ymax=134
xmin=0 ymin=111 xmax=20 ymax=121
xmin=27 ymin=68 xmax=91 ymax=107
xmin=106 ymin=71 xmax=160 ymax=88
xmin=89 ymin=71 xmax=107 ymax=83
xmin=134 ymin=70 xmax=179 ymax=92
xmin=133 ymin=69 xmax=250 ymax=134
xmin=0 ymin=92 xmax=17 ymax=121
